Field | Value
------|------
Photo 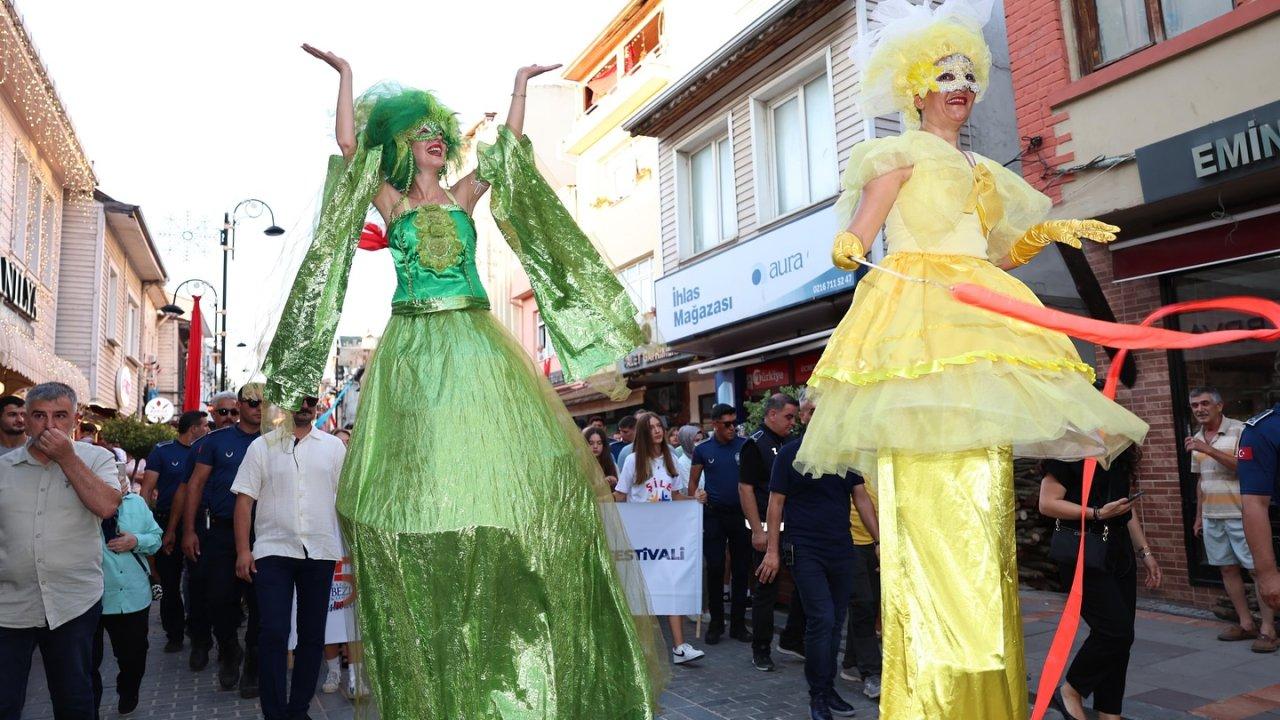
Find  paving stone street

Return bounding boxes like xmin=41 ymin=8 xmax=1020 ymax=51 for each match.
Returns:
xmin=19 ymin=590 xmax=1280 ymax=719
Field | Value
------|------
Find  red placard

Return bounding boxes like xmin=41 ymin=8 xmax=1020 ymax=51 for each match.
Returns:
xmin=745 ymin=359 xmax=792 ymax=393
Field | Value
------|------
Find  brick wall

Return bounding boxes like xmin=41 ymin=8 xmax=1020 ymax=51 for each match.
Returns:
xmin=1004 ymin=0 xmax=1075 ymax=202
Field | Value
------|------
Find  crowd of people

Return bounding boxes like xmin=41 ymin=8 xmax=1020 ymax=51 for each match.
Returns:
xmin=0 ymin=380 xmax=1277 ymax=720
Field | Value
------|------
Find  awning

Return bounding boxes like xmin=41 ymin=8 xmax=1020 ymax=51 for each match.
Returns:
xmin=0 ymin=314 xmax=90 ymax=400
xmin=563 ymin=387 xmax=646 ymax=417
xmin=678 ymin=329 xmax=834 ymax=376
xmin=1111 ymin=205 xmax=1280 ymax=282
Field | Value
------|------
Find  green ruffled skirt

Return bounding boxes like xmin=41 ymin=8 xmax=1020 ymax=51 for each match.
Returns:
xmin=337 ymin=308 xmax=663 ymax=719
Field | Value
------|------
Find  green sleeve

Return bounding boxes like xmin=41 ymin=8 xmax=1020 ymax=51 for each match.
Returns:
xmin=477 ymin=125 xmax=643 ymax=382
xmin=262 ymin=144 xmax=384 ymax=410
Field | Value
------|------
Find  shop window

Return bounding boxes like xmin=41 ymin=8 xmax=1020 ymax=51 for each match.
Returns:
xmin=12 ymin=154 xmax=30 ymax=261
xmin=624 ymin=12 xmax=663 ymax=74
xmin=1168 ymin=254 xmax=1280 ymax=583
xmin=678 ymin=125 xmax=736 ymax=256
xmin=617 ymin=256 xmax=654 ymax=314
xmin=584 ymin=58 xmax=619 ymax=112
xmin=1071 ymin=0 xmax=1235 ymax=73
xmin=756 ymin=67 xmax=837 ymax=220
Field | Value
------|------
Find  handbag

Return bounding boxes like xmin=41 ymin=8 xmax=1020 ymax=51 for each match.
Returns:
xmin=1049 ymin=518 xmax=1110 ymax=571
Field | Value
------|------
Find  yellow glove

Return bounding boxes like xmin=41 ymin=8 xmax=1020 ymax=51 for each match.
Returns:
xmin=832 ymin=231 xmax=866 ymax=271
xmin=1008 ymin=219 xmax=1118 ymax=266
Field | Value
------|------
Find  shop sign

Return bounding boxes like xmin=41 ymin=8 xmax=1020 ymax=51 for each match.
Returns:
xmin=745 ymin=359 xmax=792 ymax=393
xmin=116 ymin=366 xmax=137 ymax=414
xmin=0 ymin=256 xmax=38 ymax=320
xmin=792 ymin=351 xmax=824 ymax=384
xmin=1136 ymin=99 xmax=1280 ymax=204
xmin=655 ymin=205 xmax=856 ymax=342
xmin=619 ymin=347 xmax=691 ymax=374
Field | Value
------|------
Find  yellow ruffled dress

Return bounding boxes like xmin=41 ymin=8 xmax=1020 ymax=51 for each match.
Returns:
xmin=796 ymin=131 xmax=1146 ymax=720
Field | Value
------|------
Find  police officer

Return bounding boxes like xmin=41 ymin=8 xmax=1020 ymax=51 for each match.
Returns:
xmin=141 ymin=410 xmax=209 ymax=653
xmin=182 ymin=384 xmax=264 ymax=697
xmin=690 ymin=403 xmax=752 ymax=644
xmin=1240 ymin=400 xmax=1280 ymax=611
xmin=739 ymin=393 xmax=805 ymax=671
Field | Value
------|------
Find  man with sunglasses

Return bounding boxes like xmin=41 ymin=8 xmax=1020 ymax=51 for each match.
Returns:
xmin=182 ymin=384 xmax=264 ymax=698
xmin=232 ymin=395 xmax=345 ymax=720
xmin=143 ymin=410 xmax=209 ymax=655
xmin=689 ymin=403 xmax=752 ymax=645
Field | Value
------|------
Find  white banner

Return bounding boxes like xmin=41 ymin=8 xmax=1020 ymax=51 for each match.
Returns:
xmin=614 ymin=502 xmax=703 ymax=616
xmin=289 ymin=555 xmax=358 ymax=648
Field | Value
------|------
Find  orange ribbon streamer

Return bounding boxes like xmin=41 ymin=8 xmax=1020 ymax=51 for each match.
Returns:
xmin=950 ymin=283 xmax=1280 ymax=720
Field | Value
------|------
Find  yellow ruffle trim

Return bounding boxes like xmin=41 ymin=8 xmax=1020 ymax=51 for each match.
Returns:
xmin=809 ymin=349 xmax=1096 ymax=388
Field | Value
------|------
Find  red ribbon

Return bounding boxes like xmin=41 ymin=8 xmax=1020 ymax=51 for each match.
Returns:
xmin=949 ymin=283 xmax=1280 ymax=720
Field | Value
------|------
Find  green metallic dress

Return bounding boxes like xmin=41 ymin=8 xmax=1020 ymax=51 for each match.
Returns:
xmin=262 ymin=127 xmax=663 ymax=719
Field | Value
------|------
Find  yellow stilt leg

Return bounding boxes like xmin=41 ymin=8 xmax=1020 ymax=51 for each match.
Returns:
xmin=877 ymin=447 xmax=1027 ymax=720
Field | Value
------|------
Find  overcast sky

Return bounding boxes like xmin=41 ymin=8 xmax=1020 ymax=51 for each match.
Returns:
xmin=17 ymin=0 xmax=624 ymax=385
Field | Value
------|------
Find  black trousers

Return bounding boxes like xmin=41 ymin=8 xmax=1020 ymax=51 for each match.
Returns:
xmin=751 ymin=546 xmax=806 ymax=654
xmin=792 ymin=543 xmax=855 ymax=699
xmin=1061 ymin=538 xmax=1137 ymax=715
xmin=0 ymin=601 xmax=100 ymax=720
xmin=153 ymin=510 xmax=186 ymax=644
xmin=92 ymin=608 xmax=150 ymax=716
xmin=703 ymin=504 xmax=751 ymax=629
xmin=189 ymin=523 xmax=259 ymax=653
xmin=843 ymin=542 xmax=882 ymax=676
xmin=255 ymin=556 xmax=335 ymax=720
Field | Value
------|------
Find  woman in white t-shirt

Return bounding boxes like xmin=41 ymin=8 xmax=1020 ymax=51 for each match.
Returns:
xmin=613 ymin=412 xmax=705 ymax=665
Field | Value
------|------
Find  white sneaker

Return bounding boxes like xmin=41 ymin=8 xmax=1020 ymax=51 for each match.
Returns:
xmin=671 ymin=643 xmax=705 ymax=665
xmin=322 ymin=666 xmax=341 ymax=693
xmin=342 ymin=666 xmax=371 ymax=700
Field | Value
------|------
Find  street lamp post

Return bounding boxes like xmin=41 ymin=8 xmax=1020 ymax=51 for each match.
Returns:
xmin=160 ymin=279 xmax=220 ymax=408
xmin=220 ymin=200 xmax=285 ymax=391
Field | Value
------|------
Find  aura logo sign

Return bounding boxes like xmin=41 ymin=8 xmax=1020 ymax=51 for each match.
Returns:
xmin=750 ymin=251 xmax=805 ymax=286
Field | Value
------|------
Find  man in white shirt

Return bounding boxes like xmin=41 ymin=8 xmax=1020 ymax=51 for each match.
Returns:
xmin=231 ymin=396 xmax=345 ymax=720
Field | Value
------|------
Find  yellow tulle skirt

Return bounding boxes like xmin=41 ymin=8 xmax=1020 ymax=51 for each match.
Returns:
xmin=796 ymin=252 xmax=1148 ymax=478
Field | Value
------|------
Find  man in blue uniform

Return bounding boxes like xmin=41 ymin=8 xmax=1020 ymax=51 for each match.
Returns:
xmin=141 ymin=410 xmax=208 ymax=653
xmin=182 ymin=384 xmax=263 ymax=697
xmin=1240 ymin=402 xmax=1280 ymax=611
xmin=690 ymin=403 xmax=752 ymax=644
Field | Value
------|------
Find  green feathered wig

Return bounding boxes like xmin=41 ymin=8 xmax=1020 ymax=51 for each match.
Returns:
xmin=355 ymin=83 xmax=463 ymax=190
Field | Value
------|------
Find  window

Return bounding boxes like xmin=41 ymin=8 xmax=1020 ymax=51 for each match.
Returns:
xmin=624 ymin=12 xmax=663 ymax=74
xmin=679 ymin=130 xmax=736 ymax=256
xmin=12 ymin=154 xmax=29 ymax=260
xmin=40 ymin=193 xmax=55 ymax=285
xmin=1071 ymin=0 xmax=1234 ymax=73
xmin=535 ymin=312 xmax=555 ymax=360
xmin=106 ymin=266 xmax=120 ymax=342
xmin=126 ymin=296 xmax=141 ymax=358
xmin=25 ymin=189 xmax=42 ymax=269
xmin=758 ymin=70 xmax=837 ymax=219
xmin=585 ymin=58 xmax=619 ymax=112
xmin=617 ymin=256 xmax=654 ymax=314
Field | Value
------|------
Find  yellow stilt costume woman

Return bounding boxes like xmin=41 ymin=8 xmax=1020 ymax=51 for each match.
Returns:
xmin=794 ymin=1 xmax=1148 ymax=717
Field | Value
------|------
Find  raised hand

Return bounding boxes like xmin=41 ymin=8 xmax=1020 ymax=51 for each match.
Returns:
xmin=302 ymin=44 xmax=350 ymax=75
xmin=516 ymin=64 xmax=563 ymax=81
xmin=1009 ymin=218 xmax=1120 ymax=265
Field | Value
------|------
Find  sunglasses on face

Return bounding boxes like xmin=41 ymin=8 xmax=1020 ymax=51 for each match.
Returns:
xmin=215 ymin=408 xmax=239 ymax=417
xmin=718 ymin=420 xmax=738 ymax=428
xmin=240 ymin=399 xmax=262 ymax=408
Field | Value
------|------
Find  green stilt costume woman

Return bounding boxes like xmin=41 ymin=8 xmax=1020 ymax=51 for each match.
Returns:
xmin=260 ymin=56 xmax=664 ymax=719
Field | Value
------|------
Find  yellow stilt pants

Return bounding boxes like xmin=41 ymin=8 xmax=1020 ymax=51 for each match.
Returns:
xmin=877 ymin=447 xmax=1027 ymax=720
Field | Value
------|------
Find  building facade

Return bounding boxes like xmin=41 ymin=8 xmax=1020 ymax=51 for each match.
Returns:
xmin=1006 ymin=0 xmax=1280 ymax=604
xmin=57 ymin=191 xmax=168 ymax=417
xmin=625 ymin=0 xmax=1040 ymax=423
xmin=0 ymin=1 xmax=96 ymax=400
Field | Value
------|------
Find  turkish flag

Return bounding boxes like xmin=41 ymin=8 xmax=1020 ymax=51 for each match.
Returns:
xmin=183 ymin=296 xmax=204 ymax=412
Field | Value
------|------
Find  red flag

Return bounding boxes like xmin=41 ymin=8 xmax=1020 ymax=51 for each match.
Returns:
xmin=183 ymin=295 xmax=204 ymax=412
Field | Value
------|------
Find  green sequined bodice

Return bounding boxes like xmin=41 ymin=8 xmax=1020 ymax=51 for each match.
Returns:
xmin=388 ymin=204 xmax=489 ymax=314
